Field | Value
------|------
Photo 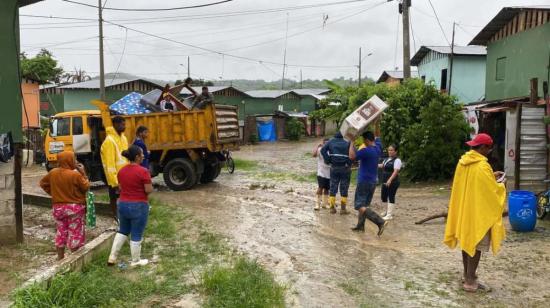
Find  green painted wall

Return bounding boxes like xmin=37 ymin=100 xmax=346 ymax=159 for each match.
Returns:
xmin=485 ymin=22 xmax=550 ymax=101
xmin=63 ymin=89 xmax=141 ymax=111
xmin=40 ymin=93 xmax=64 ymax=116
xmin=300 ymin=96 xmax=317 ymax=113
xmin=417 ymin=51 xmax=486 ymax=103
xmin=0 ymin=0 xmax=23 ymax=141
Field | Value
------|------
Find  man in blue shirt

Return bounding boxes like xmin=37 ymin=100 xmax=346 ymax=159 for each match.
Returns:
xmin=321 ymin=132 xmax=353 ymax=214
xmin=349 ymin=131 xmax=387 ymax=235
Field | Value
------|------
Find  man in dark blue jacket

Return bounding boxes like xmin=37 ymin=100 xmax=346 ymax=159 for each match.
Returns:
xmin=321 ymin=132 xmax=352 ymax=214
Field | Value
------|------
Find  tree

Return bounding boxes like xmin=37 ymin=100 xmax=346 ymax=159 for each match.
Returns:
xmin=20 ymin=49 xmax=63 ymax=83
xmin=312 ymin=78 xmax=470 ymax=181
xmin=62 ymin=67 xmax=92 ymax=84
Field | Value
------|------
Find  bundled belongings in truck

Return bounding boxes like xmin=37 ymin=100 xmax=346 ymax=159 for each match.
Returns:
xmin=110 ymin=92 xmax=152 ymax=115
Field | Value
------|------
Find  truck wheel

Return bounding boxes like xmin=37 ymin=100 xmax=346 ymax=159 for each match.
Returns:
xmin=200 ymin=161 xmax=222 ymax=183
xmin=163 ymin=158 xmax=197 ymax=191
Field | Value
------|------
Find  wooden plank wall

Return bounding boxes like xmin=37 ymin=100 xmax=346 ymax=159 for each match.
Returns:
xmin=490 ymin=10 xmax=550 ymax=43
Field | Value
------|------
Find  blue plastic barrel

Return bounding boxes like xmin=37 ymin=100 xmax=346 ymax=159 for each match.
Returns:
xmin=508 ymin=190 xmax=537 ymax=232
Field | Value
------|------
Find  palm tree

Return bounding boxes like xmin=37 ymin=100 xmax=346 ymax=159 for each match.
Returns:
xmin=62 ymin=67 xmax=92 ymax=84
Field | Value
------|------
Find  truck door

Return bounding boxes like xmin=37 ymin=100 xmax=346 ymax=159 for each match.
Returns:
xmin=72 ymin=116 xmax=91 ymax=154
xmin=47 ymin=117 xmax=72 ymax=162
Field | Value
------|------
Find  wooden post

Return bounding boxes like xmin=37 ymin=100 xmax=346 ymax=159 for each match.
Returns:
xmin=530 ymin=78 xmax=538 ymax=104
xmin=514 ymin=103 xmax=522 ymax=190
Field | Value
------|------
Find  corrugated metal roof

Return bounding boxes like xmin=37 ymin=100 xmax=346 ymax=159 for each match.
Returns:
xmin=246 ymin=90 xmax=300 ymax=99
xmin=470 ymin=6 xmax=550 ymax=46
xmin=58 ymin=76 xmax=164 ymax=89
xmin=411 ymin=45 xmax=486 ymax=66
xmin=291 ymin=88 xmax=331 ymax=96
xmin=376 ymin=70 xmax=419 ymax=83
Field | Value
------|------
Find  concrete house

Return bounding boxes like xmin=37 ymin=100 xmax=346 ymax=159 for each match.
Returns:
xmin=411 ymin=45 xmax=487 ymax=103
xmin=466 ymin=6 xmax=550 ymax=191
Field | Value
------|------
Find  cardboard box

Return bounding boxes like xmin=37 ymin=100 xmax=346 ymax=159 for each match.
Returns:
xmin=340 ymin=95 xmax=388 ymax=141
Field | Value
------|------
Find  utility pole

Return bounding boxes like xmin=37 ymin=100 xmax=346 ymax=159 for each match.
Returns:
xmin=300 ymin=69 xmax=303 ymax=89
xmin=187 ymin=56 xmax=190 ymax=78
xmin=401 ymin=0 xmax=411 ymax=79
xmin=358 ymin=47 xmax=362 ymax=87
xmin=98 ymin=0 xmax=106 ymax=100
xmin=448 ymin=22 xmax=456 ymax=95
xmin=281 ymin=13 xmax=289 ymax=90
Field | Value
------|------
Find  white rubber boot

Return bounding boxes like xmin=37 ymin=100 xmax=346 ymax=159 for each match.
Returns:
xmin=130 ymin=240 xmax=149 ymax=267
xmin=314 ymin=194 xmax=321 ymax=210
xmin=383 ymin=203 xmax=395 ymax=220
xmin=107 ymin=233 xmax=127 ymax=265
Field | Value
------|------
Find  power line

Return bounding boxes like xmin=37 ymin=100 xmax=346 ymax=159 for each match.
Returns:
xmin=426 ymin=0 xmax=450 ymax=46
xmin=62 ymin=0 xmax=234 ymax=11
xmin=110 ymin=28 xmax=128 ymax=84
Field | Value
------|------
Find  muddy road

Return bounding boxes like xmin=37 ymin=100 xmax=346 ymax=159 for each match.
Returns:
xmin=154 ymin=139 xmax=550 ymax=307
xmin=20 ymin=140 xmax=550 ymax=307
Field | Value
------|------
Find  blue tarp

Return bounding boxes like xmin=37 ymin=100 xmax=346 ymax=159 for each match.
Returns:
xmin=110 ymin=92 xmax=152 ymax=115
xmin=257 ymin=120 xmax=276 ymax=142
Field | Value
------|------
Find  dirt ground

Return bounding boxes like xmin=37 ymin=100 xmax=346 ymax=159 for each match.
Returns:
xmin=153 ymin=139 xmax=550 ymax=307
xmin=0 ymin=166 xmax=116 ymax=305
xmin=11 ymin=140 xmax=550 ymax=307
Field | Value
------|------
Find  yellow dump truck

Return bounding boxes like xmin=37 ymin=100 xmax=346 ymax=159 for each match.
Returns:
xmin=44 ymin=101 xmax=239 ymax=190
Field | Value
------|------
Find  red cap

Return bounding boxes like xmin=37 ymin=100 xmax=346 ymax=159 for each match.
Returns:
xmin=466 ymin=133 xmax=493 ymax=147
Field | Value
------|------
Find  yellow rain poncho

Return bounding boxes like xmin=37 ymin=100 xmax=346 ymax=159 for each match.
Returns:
xmin=443 ymin=150 xmax=506 ymax=257
xmin=100 ymin=126 xmax=128 ymax=188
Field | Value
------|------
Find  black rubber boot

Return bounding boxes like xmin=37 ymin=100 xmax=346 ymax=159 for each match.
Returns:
xmin=364 ymin=208 xmax=387 ymax=237
xmin=351 ymin=211 xmax=367 ymax=232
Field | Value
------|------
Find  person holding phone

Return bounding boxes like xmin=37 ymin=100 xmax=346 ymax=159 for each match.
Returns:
xmin=40 ymin=151 xmax=90 ymax=260
xmin=379 ymin=144 xmax=402 ymax=220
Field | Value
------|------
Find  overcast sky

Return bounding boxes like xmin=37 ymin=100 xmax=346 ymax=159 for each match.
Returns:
xmin=19 ymin=0 xmax=549 ymax=84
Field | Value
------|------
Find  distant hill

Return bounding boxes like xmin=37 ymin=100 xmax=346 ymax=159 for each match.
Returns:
xmin=208 ymin=77 xmax=371 ymax=91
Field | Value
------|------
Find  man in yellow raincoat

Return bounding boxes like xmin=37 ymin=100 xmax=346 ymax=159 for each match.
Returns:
xmin=100 ymin=116 xmax=129 ymax=221
xmin=443 ymin=133 xmax=506 ymax=292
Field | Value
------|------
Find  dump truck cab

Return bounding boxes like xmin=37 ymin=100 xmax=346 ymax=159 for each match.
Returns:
xmin=45 ymin=101 xmax=240 ymax=190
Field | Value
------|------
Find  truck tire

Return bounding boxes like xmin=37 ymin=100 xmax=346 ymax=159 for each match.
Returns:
xmin=200 ymin=161 xmax=222 ymax=183
xmin=163 ymin=158 xmax=198 ymax=191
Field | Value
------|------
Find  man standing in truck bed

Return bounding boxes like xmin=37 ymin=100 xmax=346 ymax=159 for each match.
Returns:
xmin=101 ymin=116 xmax=129 ymax=222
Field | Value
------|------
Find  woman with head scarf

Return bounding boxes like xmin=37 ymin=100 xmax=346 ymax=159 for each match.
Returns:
xmin=40 ymin=151 xmax=90 ymax=260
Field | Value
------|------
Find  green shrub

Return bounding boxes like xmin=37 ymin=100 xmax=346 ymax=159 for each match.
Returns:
xmin=249 ymin=134 xmax=258 ymax=145
xmin=285 ymin=118 xmax=304 ymax=141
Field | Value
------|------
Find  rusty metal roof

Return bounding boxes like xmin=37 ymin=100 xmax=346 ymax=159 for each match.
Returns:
xmin=469 ymin=6 xmax=550 ymax=45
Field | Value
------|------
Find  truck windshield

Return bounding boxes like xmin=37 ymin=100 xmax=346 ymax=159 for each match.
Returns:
xmin=50 ymin=118 xmax=70 ymax=137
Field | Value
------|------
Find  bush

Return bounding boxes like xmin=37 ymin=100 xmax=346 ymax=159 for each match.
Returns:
xmin=249 ymin=134 xmax=258 ymax=145
xmin=315 ymin=79 xmax=470 ymax=181
xmin=285 ymin=118 xmax=304 ymax=141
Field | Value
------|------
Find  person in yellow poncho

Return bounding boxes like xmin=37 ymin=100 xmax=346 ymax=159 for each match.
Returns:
xmin=100 ymin=116 xmax=129 ymax=221
xmin=443 ymin=133 xmax=506 ymax=293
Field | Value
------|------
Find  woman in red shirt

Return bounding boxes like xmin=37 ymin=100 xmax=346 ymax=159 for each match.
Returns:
xmin=107 ymin=145 xmax=153 ymax=267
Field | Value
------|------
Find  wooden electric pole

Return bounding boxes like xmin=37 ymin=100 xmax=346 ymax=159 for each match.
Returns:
xmin=300 ymin=69 xmax=303 ymax=89
xmin=401 ymin=0 xmax=411 ymax=79
xmin=448 ymin=22 xmax=456 ymax=95
xmin=358 ymin=47 xmax=362 ymax=87
xmin=98 ymin=0 xmax=106 ymax=100
xmin=187 ymin=56 xmax=190 ymax=78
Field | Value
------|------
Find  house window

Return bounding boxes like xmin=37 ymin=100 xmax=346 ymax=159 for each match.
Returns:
xmin=496 ymin=57 xmax=506 ymax=81
xmin=440 ymin=69 xmax=448 ymax=91
xmin=421 ymin=75 xmax=426 ymax=82
xmin=278 ymin=105 xmax=284 ymax=111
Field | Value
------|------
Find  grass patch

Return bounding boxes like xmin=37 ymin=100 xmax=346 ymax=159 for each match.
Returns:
xmin=233 ymin=159 xmax=259 ymax=171
xmin=93 ymin=193 xmax=110 ymax=203
xmin=202 ymin=257 xmax=285 ymax=308
xmin=13 ymin=199 xmax=284 ymax=307
xmin=338 ymin=281 xmax=361 ymax=296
